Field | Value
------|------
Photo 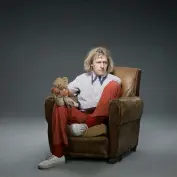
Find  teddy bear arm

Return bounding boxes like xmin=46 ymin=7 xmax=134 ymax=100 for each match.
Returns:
xmin=55 ymin=96 xmax=65 ymax=106
xmin=64 ymin=97 xmax=79 ymax=107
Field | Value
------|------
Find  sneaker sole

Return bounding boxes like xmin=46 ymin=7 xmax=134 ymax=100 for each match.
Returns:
xmin=38 ymin=161 xmax=67 ymax=169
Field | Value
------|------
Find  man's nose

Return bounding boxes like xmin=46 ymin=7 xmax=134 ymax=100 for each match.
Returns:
xmin=100 ymin=63 xmax=104 ymax=68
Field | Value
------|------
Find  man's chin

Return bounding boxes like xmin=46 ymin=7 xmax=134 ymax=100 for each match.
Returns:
xmin=98 ymin=71 xmax=107 ymax=76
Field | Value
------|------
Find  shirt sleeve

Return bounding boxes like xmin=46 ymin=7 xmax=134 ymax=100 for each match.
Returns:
xmin=67 ymin=76 xmax=80 ymax=96
xmin=116 ymin=77 xmax=121 ymax=85
xmin=112 ymin=75 xmax=121 ymax=85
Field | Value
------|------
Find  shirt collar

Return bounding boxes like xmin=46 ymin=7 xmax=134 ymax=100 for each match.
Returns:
xmin=91 ymin=71 xmax=108 ymax=85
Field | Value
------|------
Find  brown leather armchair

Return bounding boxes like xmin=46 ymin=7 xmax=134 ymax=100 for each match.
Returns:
xmin=44 ymin=66 xmax=144 ymax=163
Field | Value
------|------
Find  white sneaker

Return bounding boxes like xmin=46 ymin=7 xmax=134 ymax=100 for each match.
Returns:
xmin=38 ymin=155 xmax=66 ymax=169
xmin=67 ymin=123 xmax=88 ymax=136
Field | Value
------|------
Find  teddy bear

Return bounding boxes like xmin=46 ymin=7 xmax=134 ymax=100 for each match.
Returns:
xmin=51 ymin=77 xmax=78 ymax=108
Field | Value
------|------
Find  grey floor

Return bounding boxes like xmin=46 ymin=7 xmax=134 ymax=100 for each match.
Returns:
xmin=0 ymin=114 xmax=177 ymax=177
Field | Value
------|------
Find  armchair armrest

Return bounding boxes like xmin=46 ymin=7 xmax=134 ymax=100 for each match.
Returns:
xmin=108 ymin=96 xmax=144 ymax=157
xmin=44 ymin=96 xmax=55 ymax=123
xmin=109 ymin=96 xmax=144 ymax=126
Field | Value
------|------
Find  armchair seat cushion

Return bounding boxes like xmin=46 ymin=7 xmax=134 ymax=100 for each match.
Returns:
xmin=67 ymin=123 xmax=107 ymax=137
xmin=82 ymin=123 xmax=107 ymax=137
xmin=65 ymin=136 xmax=108 ymax=157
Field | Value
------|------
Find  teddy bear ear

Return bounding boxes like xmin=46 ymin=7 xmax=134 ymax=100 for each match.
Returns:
xmin=62 ymin=77 xmax=68 ymax=84
xmin=53 ymin=77 xmax=61 ymax=86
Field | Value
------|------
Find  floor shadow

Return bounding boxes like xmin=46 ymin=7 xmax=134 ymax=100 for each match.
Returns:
xmin=52 ymin=156 xmax=116 ymax=176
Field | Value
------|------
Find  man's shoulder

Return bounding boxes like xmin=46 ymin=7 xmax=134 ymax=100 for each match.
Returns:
xmin=107 ymin=73 xmax=120 ymax=79
xmin=107 ymin=73 xmax=121 ymax=84
xmin=75 ymin=72 xmax=91 ymax=79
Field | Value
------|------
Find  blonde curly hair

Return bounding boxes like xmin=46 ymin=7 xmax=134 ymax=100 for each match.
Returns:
xmin=84 ymin=46 xmax=114 ymax=73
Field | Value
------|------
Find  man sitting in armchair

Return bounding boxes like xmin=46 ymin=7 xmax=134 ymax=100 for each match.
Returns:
xmin=38 ymin=46 xmax=122 ymax=169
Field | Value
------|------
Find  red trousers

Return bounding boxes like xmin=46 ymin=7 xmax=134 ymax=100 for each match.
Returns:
xmin=51 ymin=81 xmax=121 ymax=157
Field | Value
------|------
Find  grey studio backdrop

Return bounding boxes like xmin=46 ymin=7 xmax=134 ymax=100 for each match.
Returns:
xmin=1 ymin=0 xmax=177 ymax=119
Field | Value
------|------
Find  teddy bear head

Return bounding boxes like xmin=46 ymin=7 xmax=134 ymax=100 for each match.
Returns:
xmin=53 ymin=77 xmax=68 ymax=89
xmin=51 ymin=77 xmax=69 ymax=96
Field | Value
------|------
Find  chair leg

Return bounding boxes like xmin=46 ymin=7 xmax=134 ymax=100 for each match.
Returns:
xmin=65 ymin=155 xmax=71 ymax=163
xmin=131 ymin=146 xmax=137 ymax=152
xmin=107 ymin=146 xmax=137 ymax=164
xmin=107 ymin=156 xmax=122 ymax=164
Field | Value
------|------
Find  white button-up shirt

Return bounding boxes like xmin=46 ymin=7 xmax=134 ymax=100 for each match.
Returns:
xmin=68 ymin=71 xmax=121 ymax=110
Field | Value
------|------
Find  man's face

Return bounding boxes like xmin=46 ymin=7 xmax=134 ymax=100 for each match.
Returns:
xmin=92 ymin=55 xmax=108 ymax=76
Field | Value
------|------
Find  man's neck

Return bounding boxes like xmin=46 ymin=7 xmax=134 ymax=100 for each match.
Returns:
xmin=92 ymin=71 xmax=108 ymax=78
xmin=91 ymin=71 xmax=108 ymax=85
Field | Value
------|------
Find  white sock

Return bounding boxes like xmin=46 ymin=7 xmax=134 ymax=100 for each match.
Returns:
xmin=68 ymin=123 xmax=88 ymax=136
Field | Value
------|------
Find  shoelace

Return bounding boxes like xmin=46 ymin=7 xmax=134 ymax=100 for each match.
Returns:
xmin=45 ymin=153 xmax=53 ymax=160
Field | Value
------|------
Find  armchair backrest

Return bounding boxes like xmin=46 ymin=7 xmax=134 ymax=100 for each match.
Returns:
xmin=111 ymin=66 xmax=141 ymax=97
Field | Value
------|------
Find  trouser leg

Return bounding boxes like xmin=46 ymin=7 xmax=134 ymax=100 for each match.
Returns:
xmin=85 ymin=81 xmax=122 ymax=127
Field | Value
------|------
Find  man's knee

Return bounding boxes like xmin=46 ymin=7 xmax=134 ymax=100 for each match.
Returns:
xmin=107 ymin=81 xmax=121 ymax=89
xmin=105 ymin=81 xmax=122 ymax=97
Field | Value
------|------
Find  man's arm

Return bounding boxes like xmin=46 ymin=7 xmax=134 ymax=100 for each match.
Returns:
xmin=67 ymin=76 xmax=80 ymax=97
